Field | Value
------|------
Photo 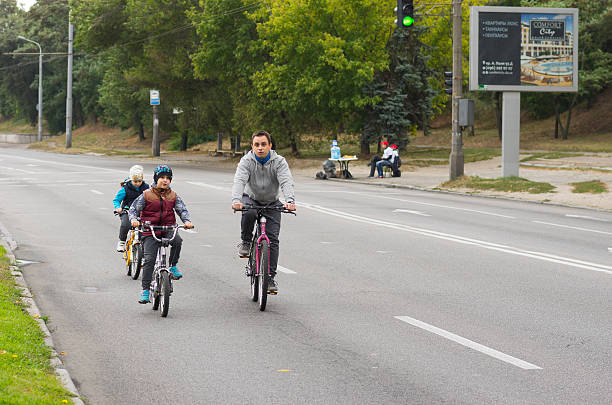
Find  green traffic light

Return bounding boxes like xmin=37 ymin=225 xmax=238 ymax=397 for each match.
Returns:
xmin=403 ymin=16 xmax=414 ymax=26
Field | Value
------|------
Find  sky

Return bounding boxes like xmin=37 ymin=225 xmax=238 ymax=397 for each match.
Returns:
xmin=18 ymin=0 xmax=37 ymax=11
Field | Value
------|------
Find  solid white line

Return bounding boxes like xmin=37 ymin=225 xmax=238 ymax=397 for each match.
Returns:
xmin=565 ymin=214 xmax=609 ymax=222
xmin=393 ymin=209 xmax=432 ymax=217
xmin=394 ymin=316 xmax=541 ymax=370
xmin=533 ymin=220 xmax=612 ymax=236
xmin=90 ymin=190 xmax=103 ymax=195
xmin=277 ymin=265 xmax=296 ymax=274
xmin=300 ymin=202 xmax=612 ymax=275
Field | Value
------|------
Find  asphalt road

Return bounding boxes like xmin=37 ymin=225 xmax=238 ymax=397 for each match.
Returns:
xmin=0 ymin=146 xmax=610 ymax=404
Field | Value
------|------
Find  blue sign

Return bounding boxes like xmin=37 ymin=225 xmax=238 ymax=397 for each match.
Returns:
xmin=150 ymin=90 xmax=160 ymax=105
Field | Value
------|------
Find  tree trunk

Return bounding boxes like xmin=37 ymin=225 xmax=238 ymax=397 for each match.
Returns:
xmin=360 ymin=133 xmax=370 ymax=155
xmin=562 ymin=94 xmax=578 ymax=140
xmin=281 ymin=111 xmax=299 ymax=156
xmin=180 ymin=131 xmax=188 ymax=151
xmin=553 ymin=96 xmax=559 ymax=139
xmin=422 ymin=111 xmax=429 ymax=136
xmin=138 ymin=120 xmax=145 ymax=141
xmin=494 ymin=92 xmax=502 ymax=141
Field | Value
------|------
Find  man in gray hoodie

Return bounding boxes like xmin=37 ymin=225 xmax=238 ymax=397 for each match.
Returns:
xmin=232 ymin=130 xmax=296 ymax=293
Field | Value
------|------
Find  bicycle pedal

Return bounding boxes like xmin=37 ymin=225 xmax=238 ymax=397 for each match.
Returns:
xmin=267 ymin=291 xmax=278 ymax=295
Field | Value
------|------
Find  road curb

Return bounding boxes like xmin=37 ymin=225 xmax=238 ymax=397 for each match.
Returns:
xmin=0 ymin=227 xmax=85 ymax=405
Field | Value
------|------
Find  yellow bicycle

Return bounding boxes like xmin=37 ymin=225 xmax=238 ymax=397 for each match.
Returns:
xmin=123 ymin=223 xmax=143 ymax=280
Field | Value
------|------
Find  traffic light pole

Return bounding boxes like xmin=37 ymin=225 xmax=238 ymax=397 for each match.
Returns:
xmin=449 ymin=0 xmax=463 ymax=180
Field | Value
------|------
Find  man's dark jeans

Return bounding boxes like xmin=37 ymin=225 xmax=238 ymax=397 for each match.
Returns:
xmin=141 ymin=232 xmax=182 ymax=291
xmin=240 ymin=195 xmax=282 ymax=277
xmin=368 ymin=156 xmax=382 ymax=177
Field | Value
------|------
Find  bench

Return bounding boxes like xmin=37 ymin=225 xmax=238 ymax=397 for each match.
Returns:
xmin=207 ymin=149 xmax=244 ymax=157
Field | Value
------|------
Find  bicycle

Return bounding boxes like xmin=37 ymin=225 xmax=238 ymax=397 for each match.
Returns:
xmin=234 ymin=204 xmax=295 ymax=311
xmin=115 ymin=211 xmax=143 ymax=280
xmin=143 ymin=223 xmax=184 ymax=317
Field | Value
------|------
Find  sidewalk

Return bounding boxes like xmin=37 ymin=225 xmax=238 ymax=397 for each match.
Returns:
xmin=293 ymin=153 xmax=612 ymax=211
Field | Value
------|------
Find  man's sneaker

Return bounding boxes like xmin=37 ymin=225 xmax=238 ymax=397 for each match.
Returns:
xmin=169 ymin=266 xmax=182 ymax=280
xmin=138 ymin=290 xmax=150 ymax=304
xmin=268 ymin=278 xmax=278 ymax=294
xmin=116 ymin=241 xmax=125 ymax=252
xmin=238 ymin=241 xmax=251 ymax=258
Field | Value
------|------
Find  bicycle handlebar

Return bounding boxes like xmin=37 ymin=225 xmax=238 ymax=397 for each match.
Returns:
xmin=233 ymin=204 xmax=296 ymax=216
xmin=142 ymin=223 xmax=184 ymax=242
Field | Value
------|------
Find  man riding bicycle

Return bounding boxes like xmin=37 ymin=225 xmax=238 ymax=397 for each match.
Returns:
xmin=232 ymin=130 xmax=296 ymax=293
xmin=129 ymin=165 xmax=194 ymax=303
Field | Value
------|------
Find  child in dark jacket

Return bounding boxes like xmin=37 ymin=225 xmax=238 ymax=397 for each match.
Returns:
xmin=112 ymin=165 xmax=149 ymax=252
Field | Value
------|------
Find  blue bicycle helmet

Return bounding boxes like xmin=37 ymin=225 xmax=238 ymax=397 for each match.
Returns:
xmin=153 ymin=164 xmax=173 ymax=183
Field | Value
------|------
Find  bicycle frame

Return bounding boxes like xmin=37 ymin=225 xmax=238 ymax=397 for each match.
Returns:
xmin=254 ymin=216 xmax=271 ymax=277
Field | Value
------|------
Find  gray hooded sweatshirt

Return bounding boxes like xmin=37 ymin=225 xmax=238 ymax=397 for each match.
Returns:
xmin=232 ymin=150 xmax=295 ymax=205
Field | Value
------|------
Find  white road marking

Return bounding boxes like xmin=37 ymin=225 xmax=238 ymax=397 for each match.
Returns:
xmin=394 ymin=316 xmax=542 ymax=370
xmin=26 ymin=164 xmax=39 ymax=167
xmin=376 ymin=250 xmax=392 ymax=254
xmin=301 ymin=202 xmax=612 ymax=275
xmin=608 ymin=247 xmax=612 ymax=253
xmin=0 ymin=166 xmax=37 ymax=174
xmin=90 ymin=189 xmax=104 ymax=195
xmin=186 ymin=181 xmax=229 ymax=192
xmin=393 ymin=209 xmax=431 ymax=217
xmin=16 ymin=259 xmax=40 ymax=265
xmin=533 ymin=220 xmax=612 ymax=236
xmin=277 ymin=265 xmax=296 ymax=274
xmin=362 ymin=194 xmax=515 ymax=219
xmin=200 ymin=244 xmax=213 ymax=248
xmin=0 ymin=153 xmax=124 ymax=173
xmin=320 ymin=241 xmax=335 ymax=244
xmin=565 ymin=214 xmax=609 ymax=222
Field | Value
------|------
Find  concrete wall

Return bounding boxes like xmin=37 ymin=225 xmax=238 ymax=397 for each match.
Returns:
xmin=0 ymin=134 xmax=56 ymax=144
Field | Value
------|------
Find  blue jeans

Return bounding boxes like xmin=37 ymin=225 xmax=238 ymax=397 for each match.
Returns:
xmin=376 ymin=160 xmax=392 ymax=176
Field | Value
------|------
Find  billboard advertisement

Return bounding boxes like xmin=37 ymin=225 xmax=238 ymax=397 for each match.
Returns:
xmin=469 ymin=7 xmax=578 ymax=92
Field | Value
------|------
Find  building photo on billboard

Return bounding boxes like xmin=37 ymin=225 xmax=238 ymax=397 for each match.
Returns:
xmin=520 ymin=13 xmax=574 ymax=87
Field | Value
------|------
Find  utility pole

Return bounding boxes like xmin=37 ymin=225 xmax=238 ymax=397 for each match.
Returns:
xmin=65 ymin=20 xmax=74 ymax=148
xmin=152 ymin=105 xmax=160 ymax=156
xmin=449 ymin=0 xmax=464 ymax=180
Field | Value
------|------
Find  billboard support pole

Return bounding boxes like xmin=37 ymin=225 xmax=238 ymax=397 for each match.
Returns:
xmin=449 ymin=0 xmax=464 ymax=180
xmin=501 ymin=92 xmax=520 ymax=177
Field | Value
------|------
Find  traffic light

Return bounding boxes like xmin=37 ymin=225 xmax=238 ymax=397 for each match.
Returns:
xmin=395 ymin=0 xmax=415 ymax=28
xmin=444 ymin=71 xmax=453 ymax=95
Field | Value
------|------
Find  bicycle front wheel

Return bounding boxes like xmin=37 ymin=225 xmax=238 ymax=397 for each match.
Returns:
xmin=131 ymin=243 xmax=143 ymax=280
xmin=160 ymin=271 xmax=171 ymax=317
xmin=249 ymin=242 xmax=258 ymax=302
xmin=257 ymin=242 xmax=269 ymax=311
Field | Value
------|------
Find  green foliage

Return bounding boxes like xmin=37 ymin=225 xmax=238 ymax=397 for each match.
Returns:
xmin=0 ymin=249 xmax=73 ymax=404
xmin=442 ymin=175 xmax=556 ymax=193
xmin=570 ymin=180 xmax=607 ymax=193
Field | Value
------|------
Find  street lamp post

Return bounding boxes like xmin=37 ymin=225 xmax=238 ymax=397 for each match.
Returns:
xmin=18 ymin=35 xmax=43 ymax=142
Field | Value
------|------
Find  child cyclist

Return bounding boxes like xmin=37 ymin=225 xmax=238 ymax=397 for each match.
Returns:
xmin=128 ymin=165 xmax=194 ymax=304
xmin=112 ymin=165 xmax=149 ymax=252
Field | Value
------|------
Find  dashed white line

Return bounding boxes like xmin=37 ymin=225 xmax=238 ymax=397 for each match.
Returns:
xmin=277 ymin=265 xmax=296 ymax=274
xmin=186 ymin=181 xmax=229 ymax=192
xmin=533 ymin=220 xmax=612 ymax=236
xmin=393 ymin=209 xmax=431 ymax=217
xmin=90 ymin=190 xmax=104 ymax=195
xmin=394 ymin=316 xmax=541 ymax=370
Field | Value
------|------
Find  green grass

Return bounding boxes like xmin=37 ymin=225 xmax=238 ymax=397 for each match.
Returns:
xmin=520 ymin=152 xmax=584 ymax=162
xmin=570 ymin=180 xmax=608 ymax=194
xmin=441 ymin=176 xmax=556 ymax=194
xmin=0 ymin=245 xmax=73 ymax=404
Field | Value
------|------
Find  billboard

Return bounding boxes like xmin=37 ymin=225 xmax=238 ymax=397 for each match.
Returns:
xmin=469 ymin=7 xmax=578 ymax=92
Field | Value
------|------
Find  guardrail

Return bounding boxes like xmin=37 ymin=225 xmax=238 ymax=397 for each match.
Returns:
xmin=0 ymin=134 xmax=57 ymax=144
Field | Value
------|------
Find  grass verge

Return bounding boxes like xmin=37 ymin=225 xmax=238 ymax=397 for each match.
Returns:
xmin=0 ymin=245 xmax=73 ymax=404
xmin=570 ymin=180 xmax=608 ymax=194
xmin=440 ymin=176 xmax=556 ymax=194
